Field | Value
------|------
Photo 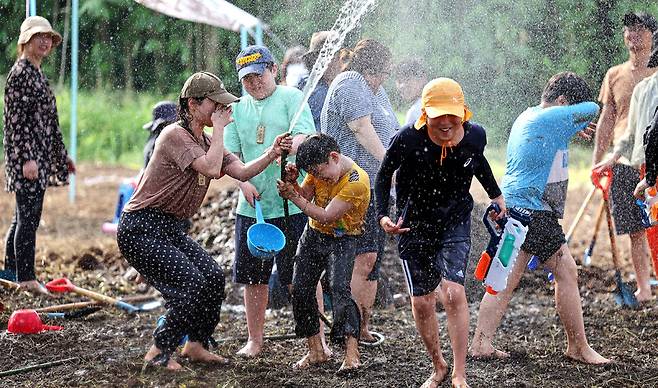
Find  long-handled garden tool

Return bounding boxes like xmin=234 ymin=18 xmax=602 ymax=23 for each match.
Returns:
xmin=45 ymin=278 xmax=141 ymax=313
xmin=593 ymin=168 xmax=639 ymax=308
xmin=0 ymin=278 xmax=21 ymax=290
xmin=33 ymin=294 xmax=160 ymax=313
xmin=41 ymin=306 xmax=102 ymax=320
xmin=582 ymin=200 xmax=606 ymax=266
xmin=565 ymin=186 xmax=597 ymax=242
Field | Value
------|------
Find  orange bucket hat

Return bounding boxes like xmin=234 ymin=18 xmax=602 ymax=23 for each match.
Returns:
xmin=414 ymin=78 xmax=472 ymax=129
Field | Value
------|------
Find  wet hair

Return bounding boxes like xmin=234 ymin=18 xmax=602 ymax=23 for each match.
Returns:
xmin=623 ymin=12 xmax=658 ymax=33
xmin=303 ymin=52 xmax=317 ymax=71
xmin=177 ymin=96 xmax=204 ymax=131
xmin=541 ymin=72 xmax=592 ymax=105
xmin=394 ymin=59 xmax=428 ymax=80
xmin=295 ymin=133 xmax=341 ymax=173
xmin=280 ymin=46 xmax=306 ymax=85
xmin=340 ymin=38 xmax=392 ymax=76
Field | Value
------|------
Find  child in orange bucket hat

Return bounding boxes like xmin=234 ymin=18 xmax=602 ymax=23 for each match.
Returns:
xmin=375 ymin=77 xmax=505 ymax=388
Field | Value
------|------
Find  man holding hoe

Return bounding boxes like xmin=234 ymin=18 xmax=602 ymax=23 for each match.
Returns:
xmin=591 ymin=12 xmax=657 ymax=302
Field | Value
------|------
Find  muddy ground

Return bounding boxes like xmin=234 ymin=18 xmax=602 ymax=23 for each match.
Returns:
xmin=0 ymin=164 xmax=657 ymax=387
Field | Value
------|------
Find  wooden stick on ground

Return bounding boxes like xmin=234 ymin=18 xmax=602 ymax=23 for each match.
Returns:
xmin=33 ymin=294 xmax=158 ymax=313
xmin=0 ymin=357 xmax=78 ymax=378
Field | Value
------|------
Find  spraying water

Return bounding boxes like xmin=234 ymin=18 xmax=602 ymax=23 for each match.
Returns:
xmin=287 ymin=0 xmax=377 ymax=133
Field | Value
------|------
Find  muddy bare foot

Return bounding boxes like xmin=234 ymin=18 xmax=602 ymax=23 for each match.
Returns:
xmin=565 ymin=346 xmax=610 ymax=365
xmin=337 ymin=336 xmax=361 ymax=374
xmin=451 ymin=374 xmax=470 ymax=388
xmin=337 ymin=354 xmax=361 ymax=374
xmin=144 ymin=345 xmax=182 ymax=371
xmin=19 ymin=280 xmax=51 ymax=296
xmin=420 ymin=369 xmax=448 ymax=388
xmin=236 ymin=340 xmax=262 ymax=358
xmin=293 ymin=351 xmax=330 ymax=370
xmin=360 ymin=329 xmax=376 ymax=343
xmin=469 ymin=345 xmax=509 ymax=360
xmin=181 ymin=342 xmax=229 ymax=364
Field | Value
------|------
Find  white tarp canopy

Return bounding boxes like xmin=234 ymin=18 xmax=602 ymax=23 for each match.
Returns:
xmin=135 ymin=0 xmax=260 ymax=32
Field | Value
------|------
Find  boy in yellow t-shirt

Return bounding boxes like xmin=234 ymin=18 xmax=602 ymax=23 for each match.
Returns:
xmin=277 ymin=133 xmax=369 ymax=374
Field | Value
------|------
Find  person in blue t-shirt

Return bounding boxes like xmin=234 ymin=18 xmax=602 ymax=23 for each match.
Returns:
xmin=470 ymin=72 xmax=610 ymax=365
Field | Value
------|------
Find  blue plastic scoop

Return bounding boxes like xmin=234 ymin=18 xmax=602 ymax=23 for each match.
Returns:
xmin=247 ymin=199 xmax=286 ymax=259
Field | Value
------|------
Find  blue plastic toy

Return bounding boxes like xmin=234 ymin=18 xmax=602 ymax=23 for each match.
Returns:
xmin=113 ymin=179 xmax=137 ymax=223
xmin=247 ymin=199 xmax=286 ymax=259
xmin=527 ymin=255 xmax=554 ymax=282
xmin=101 ymin=177 xmax=138 ymax=234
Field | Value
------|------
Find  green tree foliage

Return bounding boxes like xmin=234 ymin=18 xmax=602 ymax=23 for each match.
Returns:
xmin=1 ymin=0 xmax=657 ymax=152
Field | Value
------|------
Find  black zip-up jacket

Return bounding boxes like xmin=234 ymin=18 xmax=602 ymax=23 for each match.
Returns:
xmin=375 ymin=122 xmax=502 ymax=230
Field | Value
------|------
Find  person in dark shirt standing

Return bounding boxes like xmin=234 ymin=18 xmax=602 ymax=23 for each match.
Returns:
xmin=375 ymin=78 xmax=504 ymax=388
xmin=2 ymin=16 xmax=75 ymax=294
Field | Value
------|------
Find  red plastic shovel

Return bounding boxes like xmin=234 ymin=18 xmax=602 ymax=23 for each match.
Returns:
xmin=45 ymin=278 xmax=139 ymax=313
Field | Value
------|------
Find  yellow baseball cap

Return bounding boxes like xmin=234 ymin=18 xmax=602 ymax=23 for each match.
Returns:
xmin=414 ymin=78 xmax=472 ymax=129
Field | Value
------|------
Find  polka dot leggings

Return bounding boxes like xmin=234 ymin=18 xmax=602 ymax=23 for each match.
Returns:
xmin=117 ymin=208 xmax=225 ymax=356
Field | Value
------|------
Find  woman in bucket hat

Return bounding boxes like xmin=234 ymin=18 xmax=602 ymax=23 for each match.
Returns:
xmin=2 ymin=16 xmax=74 ymax=295
xmin=117 ymin=72 xmax=291 ymax=370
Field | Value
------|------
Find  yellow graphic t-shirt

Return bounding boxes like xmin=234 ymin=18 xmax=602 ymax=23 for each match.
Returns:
xmin=304 ymin=163 xmax=370 ymax=237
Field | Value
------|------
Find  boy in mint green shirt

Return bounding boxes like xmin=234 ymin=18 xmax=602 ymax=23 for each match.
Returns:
xmin=224 ymin=45 xmax=315 ymax=358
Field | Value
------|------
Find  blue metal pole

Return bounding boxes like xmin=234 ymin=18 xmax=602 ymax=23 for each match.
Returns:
xmin=240 ymin=26 xmax=248 ymax=50
xmin=240 ymin=26 xmax=248 ymax=96
xmin=69 ymin=0 xmax=78 ymax=203
xmin=29 ymin=0 xmax=36 ymax=16
xmin=255 ymin=23 xmax=263 ymax=46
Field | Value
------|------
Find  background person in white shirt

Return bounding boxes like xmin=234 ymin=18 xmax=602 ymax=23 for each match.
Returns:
xmin=394 ymin=59 xmax=428 ymax=128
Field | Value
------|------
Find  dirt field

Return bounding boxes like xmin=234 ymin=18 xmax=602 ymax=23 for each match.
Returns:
xmin=0 ymin=163 xmax=657 ymax=387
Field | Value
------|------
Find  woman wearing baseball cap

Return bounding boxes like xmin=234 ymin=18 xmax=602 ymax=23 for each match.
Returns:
xmin=117 ymin=72 xmax=292 ymax=370
xmin=2 ymin=16 xmax=74 ymax=294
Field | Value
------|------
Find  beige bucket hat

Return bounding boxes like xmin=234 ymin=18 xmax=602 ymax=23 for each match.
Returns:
xmin=18 ymin=16 xmax=62 ymax=47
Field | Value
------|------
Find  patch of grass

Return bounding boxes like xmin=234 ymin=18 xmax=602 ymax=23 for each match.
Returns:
xmin=1 ymin=89 xmax=175 ymax=168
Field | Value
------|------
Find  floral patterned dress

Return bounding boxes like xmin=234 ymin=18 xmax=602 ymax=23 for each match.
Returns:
xmin=3 ymin=58 xmax=69 ymax=193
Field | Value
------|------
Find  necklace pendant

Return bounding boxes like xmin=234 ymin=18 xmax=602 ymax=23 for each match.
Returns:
xmin=198 ymin=173 xmax=206 ymax=186
xmin=256 ymin=125 xmax=266 ymax=144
